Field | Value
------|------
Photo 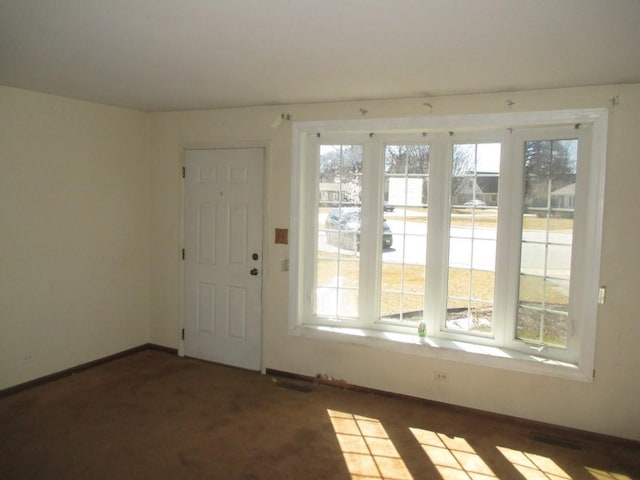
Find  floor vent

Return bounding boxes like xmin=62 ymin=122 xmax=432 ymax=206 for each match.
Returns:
xmin=530 ymin=432 xmax=582 ymax=450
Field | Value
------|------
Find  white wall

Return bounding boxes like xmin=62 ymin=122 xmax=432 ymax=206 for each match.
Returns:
xmin=0 ymin=86 xmax=150 ymax=389
xmin=149 ymin=84 xmax=640 ymax=441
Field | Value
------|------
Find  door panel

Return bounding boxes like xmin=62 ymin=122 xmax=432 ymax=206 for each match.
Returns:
xmin=183 ymin=148 xmax=263 ymax=370
xmin=198 ymin=203 xmax=216 ymax=264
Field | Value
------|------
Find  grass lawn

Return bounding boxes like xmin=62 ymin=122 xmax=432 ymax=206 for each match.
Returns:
xmin=315 ymin=205 xmax=571 ymax=345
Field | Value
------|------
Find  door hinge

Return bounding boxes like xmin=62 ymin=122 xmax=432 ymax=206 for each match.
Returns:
xmin=181 ymin=328 xmax=185 ymax=340
xmin=182 ymin=248 xmax=185 ymax=260
xmin=182 ymin=166 xmax=186 ymax=178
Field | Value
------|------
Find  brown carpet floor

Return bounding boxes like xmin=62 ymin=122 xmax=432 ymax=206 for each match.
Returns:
xmin=0 ymin=349 xmax=638 ymax=479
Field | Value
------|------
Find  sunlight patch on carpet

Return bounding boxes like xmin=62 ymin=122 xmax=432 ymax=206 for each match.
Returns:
xmin=327 ymin=409 xmax=413 ymax=480
xmin=410 ymin=427 xmax=497 ymax=479
xmin=585 ymin=467 xmax=632 ymax=480
xmin=497 ymin=446 xmax=570 ymax=479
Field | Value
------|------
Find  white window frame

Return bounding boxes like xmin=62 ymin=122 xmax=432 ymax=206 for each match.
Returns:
xmin=289 ymin=109 xmax=607 ymax=382
xmin=426 ymin=131 xmax=509 ymax=346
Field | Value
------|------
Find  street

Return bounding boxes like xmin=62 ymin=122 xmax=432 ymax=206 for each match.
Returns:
xmin=317 ymin=210 xmax=572 ymax=277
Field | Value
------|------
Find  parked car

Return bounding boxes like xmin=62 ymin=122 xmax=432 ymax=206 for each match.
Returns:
xmin=325 ymin=207 xmax=393 ymax=251
xmin=463 ymin=199 xmax=486 ymax=208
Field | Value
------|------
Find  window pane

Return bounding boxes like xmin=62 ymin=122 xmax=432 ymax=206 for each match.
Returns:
xmin=517 ymin=138 xmax=577 ymax=348
xmin=471 ymin=269 xmax=495 ymax=302
xmin=543 ymin=311 xmax=568 ymax=347
xmin=518 ymin=274 xmax=545 ymax=309
xmin=520 ymin=241 xmax=545 ymax=277
xmin=448 ymin=268 xmax=470 ymax=308
xmin=380 ymin=144 xmax=429 ymax=323
xmin=316 ymin=255 xmax=338 ymax=288
xmin=516 ymin=306 xmax=568 ymax=347
xmin=338 ymin=289 xmax=358 ymax=317
xmin=447 ymin=143 xmax=500 ymax=335
xmin=380 ymin=291 xmax=402 ymax=319
xmin=516 ymin=306 xmax=542 ymax=343
xmin=316 ymin=145 xmax=363 ymax=319
xmin=547 ymin=278 xmax=570 ymax=314
xmin=547 ymin=244 xmax=571 ymax=279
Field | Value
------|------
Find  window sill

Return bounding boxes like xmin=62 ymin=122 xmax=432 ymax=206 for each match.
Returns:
xmin=290 ymin=324 xmax=592 ymax=382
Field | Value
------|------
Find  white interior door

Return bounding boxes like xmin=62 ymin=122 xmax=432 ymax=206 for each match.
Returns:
xmin=183 ymin=148 xmax=263 ymax=370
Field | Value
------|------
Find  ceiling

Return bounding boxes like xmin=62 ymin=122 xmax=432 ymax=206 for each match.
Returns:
xmin=1 ymin=0 xmax=639 ymax=112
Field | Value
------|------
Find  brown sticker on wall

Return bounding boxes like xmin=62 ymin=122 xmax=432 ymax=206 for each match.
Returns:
xmin=275 ymin=228 xmax=288 ymax=245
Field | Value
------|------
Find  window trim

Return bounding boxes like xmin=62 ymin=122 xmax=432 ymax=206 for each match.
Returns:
xmin=290 ymin=109 xmax=608 ymax=382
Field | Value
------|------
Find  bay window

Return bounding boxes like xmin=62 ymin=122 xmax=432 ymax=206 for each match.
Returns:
xmin=290 ymin=109 xmax=607 ymax=380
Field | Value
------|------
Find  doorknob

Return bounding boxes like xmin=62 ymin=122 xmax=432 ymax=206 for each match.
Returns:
xmin=252 ymin=253 xmax=259 ymax=260
xmin=250 ymin=268 xmax=259 ymax=276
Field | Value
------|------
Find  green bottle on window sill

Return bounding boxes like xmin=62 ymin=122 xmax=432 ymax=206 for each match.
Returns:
xmin=418 ymin=321 xmax=426 ymax=338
